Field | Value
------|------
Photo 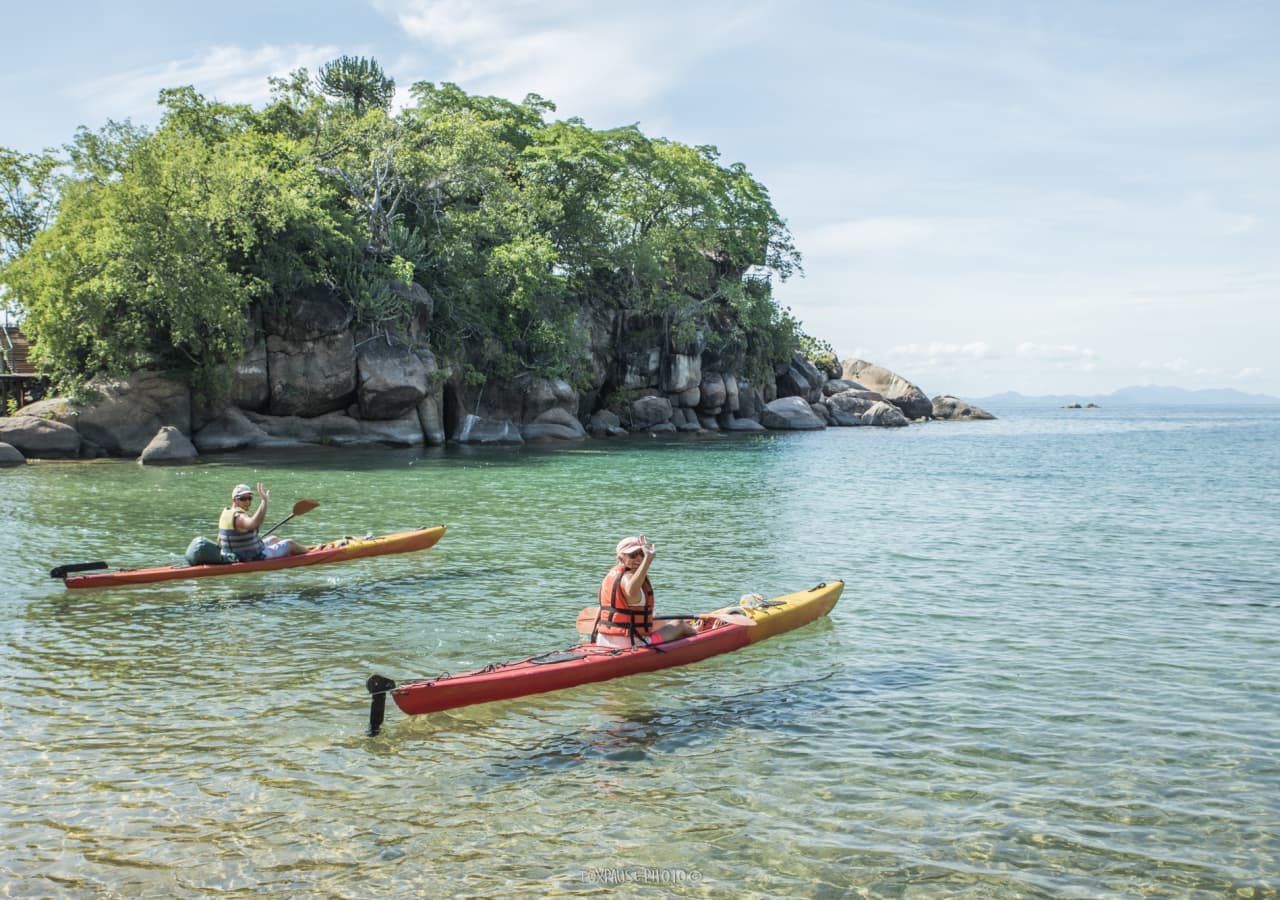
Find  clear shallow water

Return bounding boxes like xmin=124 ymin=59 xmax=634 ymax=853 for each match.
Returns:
xmin=2 ymin=405 xmax=1278 ymax=896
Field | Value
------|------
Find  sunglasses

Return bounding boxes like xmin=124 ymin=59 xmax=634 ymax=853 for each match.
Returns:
xmin=235 ymin=494 xmax=252 ymax=501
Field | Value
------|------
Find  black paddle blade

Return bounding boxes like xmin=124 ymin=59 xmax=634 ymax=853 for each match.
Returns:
xmin=366 ymin=674 xmax=397 ymax=736
xmin=50 ymin=561 xmax=109 ymax=579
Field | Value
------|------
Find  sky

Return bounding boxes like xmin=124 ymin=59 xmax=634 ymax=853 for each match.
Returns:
xmin=3 ymin=0 xmax=1278 ymax=398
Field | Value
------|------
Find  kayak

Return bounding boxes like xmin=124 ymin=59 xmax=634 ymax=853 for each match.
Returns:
xmin=59 ymin=525 xmax=447 ymax=589
xmin=366 ymin=580 xmax=842 ymax=730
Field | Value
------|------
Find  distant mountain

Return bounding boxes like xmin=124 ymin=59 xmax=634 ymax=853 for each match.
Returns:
xmin=973 ymin=385 xmax=1280 ymax=406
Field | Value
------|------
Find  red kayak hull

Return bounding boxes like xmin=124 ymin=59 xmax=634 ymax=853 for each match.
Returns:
xmin=63 ymin=526 xmax=446 ymax=589
xmin=388 ymin=580 xmax=843 ymax=716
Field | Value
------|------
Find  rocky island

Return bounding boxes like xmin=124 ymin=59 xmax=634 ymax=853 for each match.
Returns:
xmin=0 ymin=57 xmax=992 ymax=467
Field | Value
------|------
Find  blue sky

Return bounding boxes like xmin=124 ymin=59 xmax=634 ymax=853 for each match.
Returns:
xmin=4 ymin=0 xmax=1278 ymax=397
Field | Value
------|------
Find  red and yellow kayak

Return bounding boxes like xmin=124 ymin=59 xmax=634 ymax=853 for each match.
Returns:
xmin=60 ymin=525 xmax=446 ymax=589
xmin=367 ymin=580 xmax=842 ymax=730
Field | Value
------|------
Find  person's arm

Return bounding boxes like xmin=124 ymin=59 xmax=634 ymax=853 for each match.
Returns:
xmin=620 ymin=538 xmax=656 ymax=606
xmin=237 ymin=482 xmax=270 ymax=532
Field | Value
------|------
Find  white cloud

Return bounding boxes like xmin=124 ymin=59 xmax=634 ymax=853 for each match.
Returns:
xmin=886 ymin=341 xmax=994 ymax=363
xmin=70 ymin=44 xmax=342 ymax=121
xmin=1234 ymin=367 xmax=1263 ymax=380
xmin=377 ymin=0 xmax=765 ymax=124
xmin=803 ymin=217 xmax=937 ymax=254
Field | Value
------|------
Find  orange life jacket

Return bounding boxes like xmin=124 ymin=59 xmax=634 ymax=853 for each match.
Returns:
xmin=596 ymin=563 xmax=654 ymax=641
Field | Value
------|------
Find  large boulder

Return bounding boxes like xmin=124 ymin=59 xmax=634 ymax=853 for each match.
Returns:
xmin=723 ymin=374 xmax=740 ymax=413
xmin=588 ymin=410 xmax=628 ymax=437
xmin=12 ymin=397 xmax=77 ymax=424
xmin=229 ymin=330 xmax=269 ymax=412
xmin=521 ymin=407 xmax=587 ymax=442
xmin=822 ymin=378 xmax=867 ymax=397
xmin=775 ymin=352 xmax=826 ymax=403
xmin=826 ymin=391 xmax=878 ymax=426
xmin=760 ymin=396 xmax=826 ymax=431
xmin=456 ymin=414 xmax=523 ymax=444
xmin=245 ymin=410 xmax=424 ymax=446
xmin=861 ymin=401 xmax=909 ymax=427
xmin=523 ymin=378 xmax=578 ymax=422
xmin=47 ymin=373 xmax=190 ymax=456
xmin=262 ymin=284 xmax=352 ymax=342
xmin=356 ymin=333 xmax=430 ymax=420
xmin=623 ymin=348 xmax=661 ymax=389
xmin=698 ymin=373 xmax=727 ymax=414
xmin=138 ymin=426 xmax=198 ymax=465
xmin=723 ymin=417 xmax=766 ymax=432
xmin=416 ymin=393 xmax=446 ymax=446
xmin=663 ymin=352 xmax=701 ymax=394
xmin=628 ymin=395 xmax=674 ymax=431
xmin=194 ymin=407 xmax=275 ymax=452
xmin=933 ymin=395 xmax=996 ymax=420
xmin=0 ymin=415 xmax=81 ymax=458
xmin=389 ymin=279 xmax=434 ymax=340
xmin=0 ymin=441 xmax=25 ymax=466
xmin=267 ymin=331 xmax=356 ymax=417
xmin=841 ymin=359 xmax=932 ymax=420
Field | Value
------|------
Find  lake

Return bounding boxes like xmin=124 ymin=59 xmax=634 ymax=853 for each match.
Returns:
xmin=2 ymin=405 xmax=1278 ymax=895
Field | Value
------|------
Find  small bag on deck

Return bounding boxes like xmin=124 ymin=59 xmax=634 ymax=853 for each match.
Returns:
xmin=185 ymin=536 xmax=231 ymax=566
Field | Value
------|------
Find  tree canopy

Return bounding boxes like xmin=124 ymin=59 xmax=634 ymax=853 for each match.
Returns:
xmin=0 ymin=57 xmax=811 ymax=396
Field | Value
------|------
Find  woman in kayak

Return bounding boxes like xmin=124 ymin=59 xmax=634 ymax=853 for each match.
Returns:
xmin=218 ymin=483 xmax=306 ymax=562
xmin=594 ymin=535 xmax=699 ymax=648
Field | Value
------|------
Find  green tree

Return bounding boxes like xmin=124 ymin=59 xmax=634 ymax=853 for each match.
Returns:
xmin=317 ymin=56 xmax=395 ymax=117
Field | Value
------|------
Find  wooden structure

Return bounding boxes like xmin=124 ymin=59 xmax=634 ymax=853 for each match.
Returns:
xmin=1 ymin=324 xmax=48 ymax=412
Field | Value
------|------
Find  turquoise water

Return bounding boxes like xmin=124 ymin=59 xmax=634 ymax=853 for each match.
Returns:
xmin=2 ymin=406 xmax=1278 ymax=896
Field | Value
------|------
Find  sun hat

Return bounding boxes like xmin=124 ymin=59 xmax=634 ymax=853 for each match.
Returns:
xmin=615 ymin=536 xmax=647 ymax=557
xmin=232 ymin=483 xmax=254 ymax=499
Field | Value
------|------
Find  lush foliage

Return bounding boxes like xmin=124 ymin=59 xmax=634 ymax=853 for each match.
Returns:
xmin=1 ymin=58 xmax=815 ymax=394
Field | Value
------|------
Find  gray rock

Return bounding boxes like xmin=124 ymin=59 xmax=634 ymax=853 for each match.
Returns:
xmin=230 ymin=330 xmax=269 ymax=412
xmin=262 ymin=283 xmax=352 ymax=342
xmin=521 ymin=422 xmax=587 ymax=442
xmin=698 ymin=373 xmax=727 ymax=412
xmin=0 ymin=415 xmax=81 ymax=458
xmin=723 ymin=374 xmax=740 ymax=413
xmin=416 ymin=394 xmax=446 ymax=446
xmin=194 ymin=408 xmax=274 ymax=452
xmin=456 ymin=414 xmax=523 ymax=444
xmin=243 ymin=410 xmax=424 ymax=446
xmin=932 ymin=394 xmax=996 ymax=420
xmin=588 ymin=410 xmax=627 ymax=437
xmin=522 ymin=406 xmax=586 ymax=441
xmin=675 ymin=386 xmax=701 ymax=408
xmin=723 ymin=417 xmax=767 ymax=432
xmin=0 ymin=442 xmax=25 ymax=466
xmin=389 ymin=279 xmax=434 ymax=339
xmin=356 ymin=333 xmax=430 ymax=420
xmin=624 ymin=348 xmax=661 ymax=389
xmin=760 ymin=396 xmax=826 ymax=431
xmin=822 ymin=378 xmax=866 ymax=396
xmin=267 ymin=330 xmax=356 ymax=417
xmin=12 ymin=397 xmax=77 ymax=424
xmin=776 ymin=352 xmax=826 ymax=403
xmin=841 ymin=359 xmax=932 ymax=420
xmin=663 ymin=352 xmax=701 ymax=394
xmin=826 ymin=390 xmax=878 ymax=426
xmin=861 ymin=400 xmax=909 ymax=427
xmin=523 ymin=378 xmax=578 ymax=422
xmin=68 ymin=372 xmax=192 ymax=455
xmin=811 ymin=401 xmax=835 ymax=426
xmin=138 ymin=426 xmax=198 ymax=465
xmin=697 ymin=415 xmax=721 ymax=431
xmin=628 ymin=395 xmax=673 ymax=430
xmin=646 ymin=422 xmax=677 ymax=433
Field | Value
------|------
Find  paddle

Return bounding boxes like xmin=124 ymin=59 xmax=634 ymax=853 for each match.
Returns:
xmin=574 ymin=607 xmax=754 ymax=635
xmin=50 ymin=560 xmax=109 ymax=580
xmin=261 ymin=498 xmax=319 ymax=538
